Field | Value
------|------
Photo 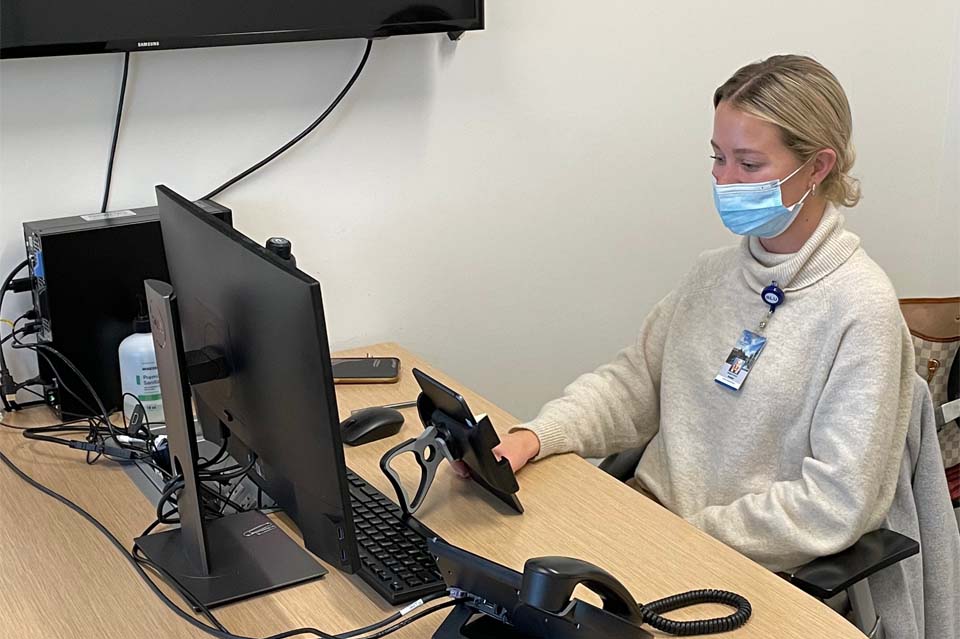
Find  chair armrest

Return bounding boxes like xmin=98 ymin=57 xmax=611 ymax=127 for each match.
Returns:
xmin=598 ymin=448 xmax=645 ymax=482
xmin=788 ymin=529 xmax=919 ymax=600
xmin=938 ymin=398 xmax=960 ymax=425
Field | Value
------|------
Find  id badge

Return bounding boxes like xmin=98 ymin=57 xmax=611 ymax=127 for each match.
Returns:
xmin=715 ymin=330 xmax=767 ymax=391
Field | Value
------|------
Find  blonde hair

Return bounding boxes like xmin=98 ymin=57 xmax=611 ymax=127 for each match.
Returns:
xmin=713 ymin=55 xmax=861 ymax=207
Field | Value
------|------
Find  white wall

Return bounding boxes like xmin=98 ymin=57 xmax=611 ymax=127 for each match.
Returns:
xmin=941 ymin=9 xmax=960 ymax=229
xmin=2 ymin=0 xmax=958 ymax=420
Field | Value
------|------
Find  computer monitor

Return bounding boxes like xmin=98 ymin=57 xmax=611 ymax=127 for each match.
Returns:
xmin=151 ymin=184 xmax=359 ymax=575
xmin=138 ymin=278 xmax=327 ymax=608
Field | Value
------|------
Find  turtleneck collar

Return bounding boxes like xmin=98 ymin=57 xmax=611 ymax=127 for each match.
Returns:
xmin=740 ymin=206 xmax=861 ymax=293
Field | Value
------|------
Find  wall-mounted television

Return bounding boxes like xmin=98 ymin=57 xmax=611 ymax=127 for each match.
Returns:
xmin=1 ymin=1 xmax=484 ymax=59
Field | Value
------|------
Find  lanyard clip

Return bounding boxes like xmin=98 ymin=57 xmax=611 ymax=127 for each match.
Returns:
xmin=761 ymin=281 xmax=785 ymax=313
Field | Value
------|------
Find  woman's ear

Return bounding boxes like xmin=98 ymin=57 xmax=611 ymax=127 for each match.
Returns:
xmin=810 ymin=148 xmax=837 ymax=188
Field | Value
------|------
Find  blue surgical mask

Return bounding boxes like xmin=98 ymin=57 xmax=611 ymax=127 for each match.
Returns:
xmin=712 ymin=159 xmax=814 ymax=238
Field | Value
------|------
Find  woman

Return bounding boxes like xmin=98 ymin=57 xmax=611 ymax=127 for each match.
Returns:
xmin=489 ymin=54 xmax=916 ymax=574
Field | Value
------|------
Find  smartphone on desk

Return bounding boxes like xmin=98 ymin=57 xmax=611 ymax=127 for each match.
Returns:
xmin=331 ymin=357 xmax=401 ymax=384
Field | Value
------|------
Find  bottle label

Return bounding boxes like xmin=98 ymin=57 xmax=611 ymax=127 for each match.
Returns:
xmin=136 ymin=363 xmax=161 ymax=402
xmin=128 ymin=353 xmax=164 ymax=421
xmin=137 ymin=361 xmax=161 ymax=402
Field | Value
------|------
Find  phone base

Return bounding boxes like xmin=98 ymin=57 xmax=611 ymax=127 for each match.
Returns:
xmin=432 ymin=601 xmax=654 ymax=639
xmin=434 ymin=604 xmax=536 ymax=639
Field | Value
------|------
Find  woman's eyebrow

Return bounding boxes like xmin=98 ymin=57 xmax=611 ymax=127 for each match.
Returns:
xmin=710 ymin=140 xmax=768 ymax=156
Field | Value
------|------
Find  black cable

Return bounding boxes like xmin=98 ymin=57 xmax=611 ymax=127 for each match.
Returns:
xmin=22 ymin=429 xmax=89 ymax=447
xmin=17 ymin=345 xmax=98 ymax=418
xmin=1 ymin=317 xmax=453 ymax=639
xmin=22 ymin=348 xmax=102 ymax=440
xmin=201 ymin=454 xmax=257 ymax=481
xmin=219 ymin=475 xmax=245 ymax=514
xmin=21 ymin=344 xmax=124 ymax=450
xmin=0 ymin=323 xmax=37 ymax=409
xmin=199 ymin=437 xmax=230 ymax=468
xmin=12 ymin=348 xmax=160 ymax=469
xmin=140 ymin=559 xmax=230 ymax=631
xmin=139 ymin=518 xmax=165 ymax=538
xmin=3 ymin=440 xmax=456 ymax=639
xmin=121 ymin=392 xmax=153 ymax=435
xmin=196 ymin=480 xmax=246 ymax=514
xmin=24 ymin=431 xmax=145 ymax=462
xmin=101 ymin=51 xmax=131 ymax=213
xmin=10 ymin=312 xmax=33 ymax=342
xmin=19 ymin=421 xmax=94 ymax=433
xmin=0 ymin=446 xmax=346 ymax=639
xmin=155 ymin=471 xmax=249 ymax=525
xmin=8 ymin=399 xmax=45 ymax=410
xmin=336 ymin=593 xmax=452 ymax=639
xmin=0 ymin=259 xmax=29 ymax=412
xmin=4 ymin=314 xmax=39 ymax=402
xmin=0 ymin=323 xmax=33 ymax=345
xmin=0 ymin=427 xmax=437 ymax=638
xmin=15 ymin=385 xmax=45 ymax=400
xmin=157 ymin=478 xmax=186 ymax=523
xmin=120 ymin=391 xmax=167 ymax=466
xmin=200 ymin=39 xmax=373 ymax=201
xmin=336 ymin=616 xmax=399 ymax=639
xmin=35 ymin=345 xmax=111 ymax=427
xmin=133 ymin=544 xmax=230 ymax=632
xmin=350 ymin=601 xmax=458 ymax=639
xmin=8 ymin=395 xmax=451 ymax=637
xmin=21 ymin=421 xmax=150 ymax=465
xmin=0 ymin=260 xmax=27 ymax=307
xmin=640 ymin=589 xmax=752 ymax=636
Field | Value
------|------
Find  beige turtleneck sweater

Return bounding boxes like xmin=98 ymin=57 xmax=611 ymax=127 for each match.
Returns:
xmin=517 ymin=209 xmax=915 ymax=572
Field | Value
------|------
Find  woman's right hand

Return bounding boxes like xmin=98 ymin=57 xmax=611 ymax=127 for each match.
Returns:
xmin=451 ymin=428 xmax=541 ymax=478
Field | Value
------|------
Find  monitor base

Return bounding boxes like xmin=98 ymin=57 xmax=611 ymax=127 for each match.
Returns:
xmin=136 ymin=509 xmax=326 ymax=609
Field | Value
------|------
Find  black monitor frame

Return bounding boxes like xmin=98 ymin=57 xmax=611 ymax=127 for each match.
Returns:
xmin=1 ymin=2 xmax=484 ymax=59
xmin=153 ymin=184 xmax=361 ymax=576
xmin=135 ymin=278 xmax=327 ymax=608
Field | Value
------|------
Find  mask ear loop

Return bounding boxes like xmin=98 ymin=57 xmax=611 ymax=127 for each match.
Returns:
xmin=782 ymin=155 xmax=819 ymax=210
xmin=789 ymin=184 xmax=815 ymax=211
xmin=778 ymin=155 xmax=815 ymax=186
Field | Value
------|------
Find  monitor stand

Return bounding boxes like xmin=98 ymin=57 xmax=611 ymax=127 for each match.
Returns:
xmin=135 ymin=279 xmax=326 ymax=609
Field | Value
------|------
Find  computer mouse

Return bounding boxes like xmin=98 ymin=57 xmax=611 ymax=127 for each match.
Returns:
xmin=341 ymin=407 xmax=405 ymax=446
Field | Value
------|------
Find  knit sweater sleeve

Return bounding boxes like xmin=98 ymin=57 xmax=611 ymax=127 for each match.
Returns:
xmin=513 ymin=290 xmax=678 ymax=460
xmin=688 ymin=291 xmax=915 ymax=572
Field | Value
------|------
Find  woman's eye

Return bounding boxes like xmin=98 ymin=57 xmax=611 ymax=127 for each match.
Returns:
xmin=741 ymin=162 xmax=760 ymax=171
xmin=710 ymin=154 xmax=724 ymax=164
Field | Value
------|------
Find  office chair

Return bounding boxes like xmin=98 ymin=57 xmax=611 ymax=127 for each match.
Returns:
xmin=942 ymin=349 xmax=960 ymax=528
xmin=899 ymin=296 xmax=960 ymax=530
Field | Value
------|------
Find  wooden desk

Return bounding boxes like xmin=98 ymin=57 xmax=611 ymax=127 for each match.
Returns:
xmin=0 ymin=343 xmax=862 ymax=638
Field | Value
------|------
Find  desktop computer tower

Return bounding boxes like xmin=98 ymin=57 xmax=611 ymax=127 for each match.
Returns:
xmin=22 ymin=201 xmax=232 ymax=419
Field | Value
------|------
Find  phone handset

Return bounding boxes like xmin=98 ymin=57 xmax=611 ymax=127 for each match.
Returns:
xmin=520 ymin=556 xmax=643 ymax=623
xmin=518 ymin=556 xmax=753 ymax=636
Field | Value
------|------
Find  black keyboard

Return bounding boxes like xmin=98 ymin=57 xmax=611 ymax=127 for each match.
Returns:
xmin=344 ymin=469 xmax=446 ymax=604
